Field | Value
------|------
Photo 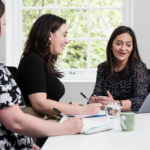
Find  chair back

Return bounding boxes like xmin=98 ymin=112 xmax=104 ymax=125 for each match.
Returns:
xmin=147 ymin=69 xmax=150 ymax=94
xmin=7 ymin=66 xmax=18 ymax=82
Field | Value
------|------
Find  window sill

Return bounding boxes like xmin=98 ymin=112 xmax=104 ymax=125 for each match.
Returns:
xmin=60 ymin=73 xmax=96 ymax=82
xmin=61 ymin=80 xmax=95 ymax=82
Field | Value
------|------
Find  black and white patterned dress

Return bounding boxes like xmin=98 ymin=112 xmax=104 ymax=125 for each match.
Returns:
xmin=0 ymin=61 xmax=33 ymax=150
xmin=92 ymin=60 xmax=148 ymax=108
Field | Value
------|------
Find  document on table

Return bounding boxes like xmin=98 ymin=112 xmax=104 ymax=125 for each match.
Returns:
xmin=68 ymin=110 xmax=106 ymax=118
xmin=60 ymin=111 xmax=113 ymax=134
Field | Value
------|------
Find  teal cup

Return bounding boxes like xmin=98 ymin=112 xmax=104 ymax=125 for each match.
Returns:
xmin=120 ymin=112 xmax=135 ymax=131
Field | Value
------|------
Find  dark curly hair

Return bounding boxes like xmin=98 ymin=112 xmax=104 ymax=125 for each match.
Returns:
xmin=106 ymin=26 xmax=143 ymax=79
xmin=22 ymin=14 xmax=66 ymax=78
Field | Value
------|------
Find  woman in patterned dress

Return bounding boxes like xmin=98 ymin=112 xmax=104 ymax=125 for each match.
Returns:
xmin=0 ymin=1 xmax=84 ymax=149
xmin=90 ymin=26 xmax=148 ymax=110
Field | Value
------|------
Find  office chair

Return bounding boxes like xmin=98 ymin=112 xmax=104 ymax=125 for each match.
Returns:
xmin=7 ymin=66 xmax=18 ymax=82
xmin=147 ymin=69 xmax=150 ymax=94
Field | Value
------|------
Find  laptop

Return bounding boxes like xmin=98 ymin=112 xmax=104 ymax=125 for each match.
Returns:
xmin=121 ymin=93 xmax=150 ymax=114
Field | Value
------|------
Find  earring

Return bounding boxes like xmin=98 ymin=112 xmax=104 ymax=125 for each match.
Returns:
xmin=49 ymin=37 xmax=52 ymax=45
xmin=49 ymin=39 xmax=51 ymax=45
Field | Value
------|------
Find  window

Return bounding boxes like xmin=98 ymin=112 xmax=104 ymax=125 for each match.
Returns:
xmin=5 ymin=0 xmax=133 ymax=80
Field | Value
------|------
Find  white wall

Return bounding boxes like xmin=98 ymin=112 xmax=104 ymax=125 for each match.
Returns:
xmin=60 ymin=81 xmax=95 ymax=104
xmin=133 ymin=0 xmax=150 ymax=69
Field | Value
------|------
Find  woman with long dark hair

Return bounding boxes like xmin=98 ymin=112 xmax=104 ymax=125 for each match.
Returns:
xmin=90 ymin=26 xmax=148 ymax=110
xmin=17 ymin=14 xmax=102 ymax=116
xmin=0 ymin=1 xmax=84 ymax=149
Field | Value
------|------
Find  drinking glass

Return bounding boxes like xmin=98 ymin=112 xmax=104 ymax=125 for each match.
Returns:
xmin=105 ymin=101 xmax=121 ymax=119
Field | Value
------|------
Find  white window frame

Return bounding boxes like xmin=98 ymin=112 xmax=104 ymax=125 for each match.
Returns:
xmin=4 ymin=0 xmax=134 ymax=81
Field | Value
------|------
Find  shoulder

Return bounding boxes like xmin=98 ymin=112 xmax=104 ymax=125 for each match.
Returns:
xmin=98 ymin=62 xmax=107 ymax=69
xmin=131 ymin=60 xmax=146 ymax=70
xmin=130 ymin=60 xmax=147 ymax=77
xmin=97 ymin=62 xmax=107 ymax=74
xmin=22 ymin=53 xmax=43 ymax=63
xmin=19 ymin=53 xmax=45 ymax=69
xmin=18 ymin=53 xmax=46 ymax=75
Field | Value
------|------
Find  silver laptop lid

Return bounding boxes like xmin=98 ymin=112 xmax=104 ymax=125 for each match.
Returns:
xmin=138 ymin=93 xmax=150 ymax=113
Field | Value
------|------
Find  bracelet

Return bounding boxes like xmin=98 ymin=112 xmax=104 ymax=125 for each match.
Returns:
xmin=119 ymin=100 xmax=123 ymax=106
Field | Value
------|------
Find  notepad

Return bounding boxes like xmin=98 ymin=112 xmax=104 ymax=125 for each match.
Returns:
xmin=60 ymin=117 xmax=113 ymax=134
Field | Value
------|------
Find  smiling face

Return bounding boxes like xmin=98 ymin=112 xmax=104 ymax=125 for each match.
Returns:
xmin=0 ymin=11 xmax=6 ymax=36
xmin=50 ymin=23 xmax=69 ymax=55
xmin=111 ymin=33 xmax=133 ymax=64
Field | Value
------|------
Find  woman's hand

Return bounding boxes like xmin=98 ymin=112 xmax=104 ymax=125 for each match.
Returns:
xmin=32 ymin=143 xmax=40 ymax=150
xmin=82 ymin=103 xmax=102 ymax=115
xmin=62 ymin=115 xmax=84 ymax=135
xmin=69 ymin=101 xmax=79 ymax=106
xmin=89 ymin=95 xmax=98 ymax=103
xmin=98 ymin=91 xmax=115 ymax=110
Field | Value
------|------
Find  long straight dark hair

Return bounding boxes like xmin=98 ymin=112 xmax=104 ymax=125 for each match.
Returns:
xmin=106 ymin=26 xmax=143 ymax=79
xmin=22 ymin=14 xmax=66 ymax=78
xmin=0 ymin=0 xmax=5 ymax=33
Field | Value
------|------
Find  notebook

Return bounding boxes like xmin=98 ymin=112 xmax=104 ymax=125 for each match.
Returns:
xmin=59 ymin=116 xmax=113 ymax=134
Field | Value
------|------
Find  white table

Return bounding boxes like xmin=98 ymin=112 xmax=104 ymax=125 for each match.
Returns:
xmin=41 ymin=113 xmax=150 ymax=150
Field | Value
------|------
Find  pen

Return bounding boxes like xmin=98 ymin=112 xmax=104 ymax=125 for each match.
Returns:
xmin=80 ymin=92 xmax=92 ymax=104
xmin=68 ymin=115 xmax=106 ymax=118
xmin=85 ymin=115 xmax=106 ymax=118
xmin=53 ymin=108 xmax=69 ymax=119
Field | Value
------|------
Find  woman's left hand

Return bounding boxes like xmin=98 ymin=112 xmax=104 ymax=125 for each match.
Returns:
xmin=98 ymin=91 xmax=115 ymax=109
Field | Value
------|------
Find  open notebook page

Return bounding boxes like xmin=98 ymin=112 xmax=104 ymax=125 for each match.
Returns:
xmin=59 ymin=114 xmax=113 ymax=134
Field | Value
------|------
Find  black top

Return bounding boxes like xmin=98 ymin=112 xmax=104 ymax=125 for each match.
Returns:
xmin=91 ymin=60 xmax=148 ymax=108
xmin=0 ymin=60 xmax=33 ymax=149
xmin=17 ymin=53 xmax=65 ymax=106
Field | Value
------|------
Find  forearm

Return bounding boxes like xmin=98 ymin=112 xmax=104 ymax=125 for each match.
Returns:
xmin=14 ymin=112 xmax=64 ymax=137
xmin=34 ymin=99 xmax=84 ymax=115
xmin=29 ymin=93 xmax=102 ymax=115
xmin=0 ymin=104 xmax=64 ymax=137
